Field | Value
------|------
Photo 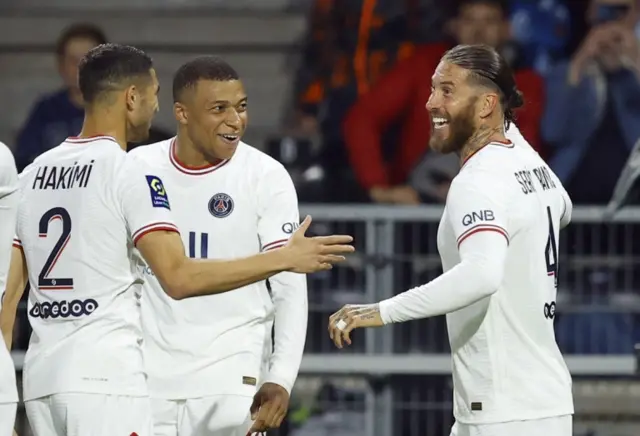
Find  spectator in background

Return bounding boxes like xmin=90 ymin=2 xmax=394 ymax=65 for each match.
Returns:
xmin=343 ymin=0 xmax=545 ymax=204
xmin=509 ymin=0 xmax=572 ymax=74
xmin=290 ymin=0 xmax=449 ymax=202
xmin=542 ymin=0 xmax=640 ymax=205
xmin=14 ymin=23 xmax=107 ymax=171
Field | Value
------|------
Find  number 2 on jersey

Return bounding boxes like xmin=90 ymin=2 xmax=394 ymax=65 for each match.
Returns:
xmin=38 ymin=207 xmax=74 ymax=290
xmin=544 ymin=206 xmax=559 ymax=288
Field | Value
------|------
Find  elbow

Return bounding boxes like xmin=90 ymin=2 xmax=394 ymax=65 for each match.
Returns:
xmin=161 ymin=269 xmax=193 ymax=301
xmin=471 ymin=262 xmax=503 ymax=298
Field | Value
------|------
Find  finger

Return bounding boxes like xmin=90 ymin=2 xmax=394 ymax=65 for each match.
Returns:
xmin=319 ymin=254 xmax=346 ymax=264
xmin=313 ymin=235 xmax=354 ymax=245
xmin=295 ymin=215 xmax=312 ymax=236
xmin=341 ymin=318 xmax=358 ymax=346
xmin=332 ymin=325 xmax=343 ymax=348
xmin=273 ymin=408 xmax=288 ymax=428
xmin=320 ymin=244 xmax=355 ymax=255
xmin=264 ymin=402 xmax=284 ymax=427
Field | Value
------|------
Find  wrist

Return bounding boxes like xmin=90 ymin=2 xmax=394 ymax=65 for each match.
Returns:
xmin=266 ymin=247 xmax=293 ymax=272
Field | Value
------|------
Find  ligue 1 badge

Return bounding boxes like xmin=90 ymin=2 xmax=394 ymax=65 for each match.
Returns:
xmin=208 ymin=193 xmax=234 ymax=218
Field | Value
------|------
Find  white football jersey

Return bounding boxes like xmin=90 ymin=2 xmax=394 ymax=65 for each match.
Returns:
xmin=438 ymin=136 xmax=574 ymax=424
xmin=0 ymin=142 xmax=19 ymax=403
xmin=14 ymin=135 xmax=178 ymax=401
xmin=131 ymin=139 xmax=307 ymax=399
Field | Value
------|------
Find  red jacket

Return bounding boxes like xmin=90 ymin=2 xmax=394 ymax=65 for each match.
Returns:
xmin=343 ymin=44 xmax=546 ymax=190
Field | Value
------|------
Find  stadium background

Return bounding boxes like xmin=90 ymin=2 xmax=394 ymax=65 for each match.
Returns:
xmin=2 ymin=0 xmax=640 ymax=435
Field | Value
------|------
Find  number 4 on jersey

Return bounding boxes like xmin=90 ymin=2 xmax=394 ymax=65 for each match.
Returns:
xmin=38 ymin=207 xmax=74 ymax=290
xmin=545 ymin=206 xmax=559 ymax=288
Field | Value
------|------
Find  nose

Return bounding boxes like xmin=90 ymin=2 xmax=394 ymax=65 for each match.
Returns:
xmin=225 ymin=109 xmax=241 ymax=128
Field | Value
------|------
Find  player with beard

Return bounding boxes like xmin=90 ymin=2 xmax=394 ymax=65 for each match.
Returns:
xmin=328 ymin=44 xmax=574 ymax=436
xmin=0 ymin=46 xmax=353 ymax=436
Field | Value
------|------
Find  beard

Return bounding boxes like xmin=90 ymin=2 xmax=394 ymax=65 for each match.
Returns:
xmin=429 ymin=100 xmax=477 ymax=154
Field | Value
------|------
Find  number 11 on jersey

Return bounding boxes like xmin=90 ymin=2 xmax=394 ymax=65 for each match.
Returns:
xmin=188 ymin=231 xmax=209 ymax=258
xmin=545 ymin=206 xmax=559 ymax=288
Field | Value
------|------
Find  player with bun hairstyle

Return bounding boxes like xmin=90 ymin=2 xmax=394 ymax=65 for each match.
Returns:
xmin=329 ymin=44 xmax=574 ymax=436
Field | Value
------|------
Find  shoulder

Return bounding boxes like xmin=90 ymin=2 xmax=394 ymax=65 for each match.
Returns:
xmin=0 ymin=142 xmax=18 ymax=192
xmin=128 ymin=138 xmax=172 ymax=164
xmin=0 ymin=142 xmax=16 ymax=172
xmin=239 ymin=142 xmax=289 ymax=178
xmin=452 ymin=145 xmax=519 ymax=196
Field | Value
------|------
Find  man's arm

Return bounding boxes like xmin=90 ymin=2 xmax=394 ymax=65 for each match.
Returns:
xmin=119 ymin=156 xmax=353 ymax=301
xmin=342 ymin=52 xmax=419 ymax=190
xmin=343 ymin=44 xmax=447 ymax=191
xmin=379 ymin=173 xmax=509 ymax=322
xmin=0 ymin=247 xmax=27 ymax=350
xmin=0 ymin=142 xmax=21 ymax=349
xmin=135 ymin=222 xmax=338 ymax=300
xmin=257 ymin=166 xmax=308 ymax=394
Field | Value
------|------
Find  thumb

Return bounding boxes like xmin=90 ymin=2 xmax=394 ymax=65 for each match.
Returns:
xmin=294 ymin=215 xmax=312 ymax=237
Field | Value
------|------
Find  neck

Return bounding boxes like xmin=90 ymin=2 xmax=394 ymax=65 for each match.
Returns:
xmin=175 ymin=128 xmax=223 ymax=167
xmin=78 ymin=105 xmax=128 ymax=151
xmin=459 ymin=123 xmax=506 ymax=164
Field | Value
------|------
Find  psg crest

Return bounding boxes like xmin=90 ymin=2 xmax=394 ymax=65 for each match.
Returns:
xmin=208 ymin=193 xmax=234 ymax=218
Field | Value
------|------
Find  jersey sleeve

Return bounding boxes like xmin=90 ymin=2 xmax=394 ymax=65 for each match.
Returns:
xmin=116 ymin=154 xmax=179 ymax=245
xmin=256 ymin=165 xmax=300 ymax=251
xmin=446 ymin=172 xmax=510 ymax=248
xmin=0 ymin=143 xmax=19 ymax=292
xmin=256 ymin=163 xmax=307 ymax=393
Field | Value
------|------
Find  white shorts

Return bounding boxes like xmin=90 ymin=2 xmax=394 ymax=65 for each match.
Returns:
xmin=450 ymin=415 xmax=572 ymax=436
xmin=25 ymin=393 xmax=152 ymax=436
xmin=0 ymin=403 xmax=17 ymax=436
xmin=151 ymin=395 xmax=254 ymax=436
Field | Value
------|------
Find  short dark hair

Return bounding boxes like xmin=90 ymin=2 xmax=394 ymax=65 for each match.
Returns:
xmin=443 ymin=44 xmax=524 ymax=127
xmin=55 ymin=23 xmax=108 ymax=58
xmin=457 ymin=0 xmax=508 ymax=16
xmin=78 ymin=43 xmax=153 ymax=104
xmin=172 ymin=56 xmax=240 ymax=102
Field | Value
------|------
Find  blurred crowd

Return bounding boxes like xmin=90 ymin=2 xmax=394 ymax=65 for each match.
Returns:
xmin=8 ymin=0 xmax=640 ymax=208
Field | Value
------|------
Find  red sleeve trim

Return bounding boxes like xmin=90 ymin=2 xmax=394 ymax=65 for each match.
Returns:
xmin=262 ymin=238 xmax=289 ymax=251
xmin=133 ymin=222 xmax=179 ymax=245
xmin=12 ymin=238 xmax=22 ymax=249
xmin=457 ymin=224 xmax=509 ymax=248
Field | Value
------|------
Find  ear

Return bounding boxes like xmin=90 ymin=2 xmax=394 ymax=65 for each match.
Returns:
xmin=478 ymin=92 xmax=499 ymax=119
xmin=124 ymin=85 xmax=137 ymax=111
xmin=174 ymin=102 xmax=188 ymax=126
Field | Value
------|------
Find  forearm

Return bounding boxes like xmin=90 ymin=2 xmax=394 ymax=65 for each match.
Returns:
xmin=174 ymin=249 xmax=292 ymax=299
xmin=380 ymin=233 xmax=507 ymax=323
xmin=265 ymin=272 xmax=308 ymax=393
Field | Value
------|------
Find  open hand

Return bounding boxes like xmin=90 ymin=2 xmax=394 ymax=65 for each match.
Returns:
xmin=284 ymin=216 xmax=354 ymax=273
xmin=247 ymin=382 xmax=290 ymax=434
xmin=328 ymin=303 xmax=384 ymax=348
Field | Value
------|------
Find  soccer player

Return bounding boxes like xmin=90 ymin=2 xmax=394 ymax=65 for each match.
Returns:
xmin=0 ymin=44 xmax=353 ymax=436
xmin=129 ymin=56 xmax=308 ymax=436
xmin=0 ymin=142 xmax=19 ymax=436
xmin=328 ymin=44 xmax=574 ymax=436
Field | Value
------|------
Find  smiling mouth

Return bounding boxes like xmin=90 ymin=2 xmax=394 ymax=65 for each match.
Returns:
xmin=432 ymin=117 xmax=449 ymax=129
xmin=218 ymin=134 xmax=240 ymax=143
